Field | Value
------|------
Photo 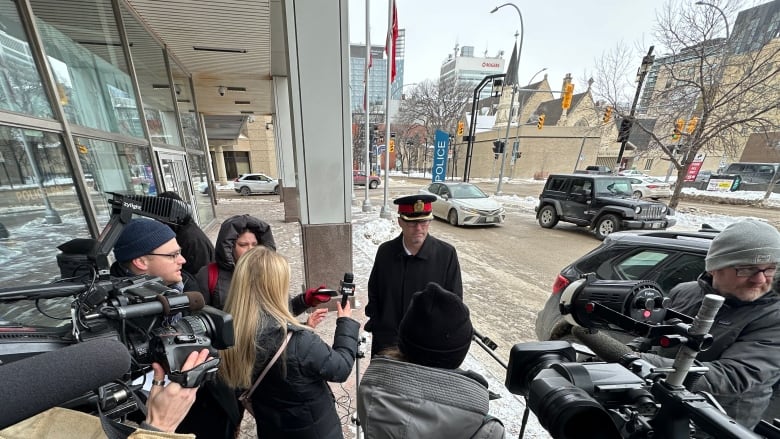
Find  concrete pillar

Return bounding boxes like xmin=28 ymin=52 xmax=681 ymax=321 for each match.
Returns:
xmin=273 ymin=76 xmax=299 ymax=223
xmin=281 ymin=0 xmax=353 ymax=290
xmin=215 ymin=145 xmax=228 ymax=184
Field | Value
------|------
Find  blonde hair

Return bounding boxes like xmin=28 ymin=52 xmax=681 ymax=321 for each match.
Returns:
xmin=218 ymin=245 xmax=305 ymax=388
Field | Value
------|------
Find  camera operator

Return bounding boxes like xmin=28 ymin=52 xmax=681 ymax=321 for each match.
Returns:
xmin=574 ymin=219 xmax=780 ymax=429
xmin=0 ymin=348 xmax=210 ymax=438
xmin=358 ymin=283 xmax=504 ymax=438
xmin=110 ymin=218 xmax=199 ymax=293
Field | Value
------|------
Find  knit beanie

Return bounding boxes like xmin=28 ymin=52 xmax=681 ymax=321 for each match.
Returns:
xmin=398 ymin=282 xmax=474 ymax=369
xmin=113 ymin=219 xmax=176 ymax=263
xmin=705 ymin=219 xmax=780 ymax=271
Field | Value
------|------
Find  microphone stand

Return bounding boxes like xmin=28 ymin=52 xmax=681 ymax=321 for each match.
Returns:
xmin=352 ymin=333 xmax=366 ymax=439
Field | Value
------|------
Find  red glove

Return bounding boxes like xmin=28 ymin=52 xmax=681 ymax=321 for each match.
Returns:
xmin=304 ymin=285 xmax=332 ymax=307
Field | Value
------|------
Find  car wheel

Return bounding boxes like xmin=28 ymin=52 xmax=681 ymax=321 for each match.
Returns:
xmin=633 ymin=190 xmax=643 ymax=199
xmin=273 ymin=185 xmax=280 ymax=195
xmin=369 ymin=180 xmax=379 ymax=189
xmin=447 ymin=209 xmax=459 ymax=226
xmin=239 ymin=186 xmax=251 ymax=196
xmin=594 ymin=214 xmax=620 ymax=240
xmin=538 ymin=205 xmax=559 ymax=228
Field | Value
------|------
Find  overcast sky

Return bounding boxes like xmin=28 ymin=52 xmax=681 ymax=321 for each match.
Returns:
xmin=348 ymin=0 xmax=665 ymax=91
xmin=347 ymin=0 xmax=763 ymax=93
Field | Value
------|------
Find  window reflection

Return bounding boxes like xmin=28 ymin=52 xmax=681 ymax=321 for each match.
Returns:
xmin=0 ymin=0 xmax=53 ymax=118
xmin=75 ymin=137 xmax=158 ymax=229
xmin=31 ymin=0 xmax=143 ymax=137
xmin=0 ymin=126 xmax=89 ymax=291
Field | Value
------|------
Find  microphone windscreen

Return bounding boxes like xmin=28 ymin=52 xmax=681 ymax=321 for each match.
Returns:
xmin=183 ymin=291 xmax=205 ymax=311
xmin=0 ymin=338 xmax=131 ymax=429
xmin=571 ymin=327 xmax=632 ymax=363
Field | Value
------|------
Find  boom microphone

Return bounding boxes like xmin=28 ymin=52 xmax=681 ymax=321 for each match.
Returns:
xmin=0 ymin=338 xmax=131 ymax=428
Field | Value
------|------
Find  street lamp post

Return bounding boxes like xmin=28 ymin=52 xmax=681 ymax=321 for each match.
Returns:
xmin=463 ymin=73 xmax=505 ymax=182
xmin=362 ymin=0 xmax=372 ymax=212
xmin=695 ymin=1 xmax=731 ymax=40
xmin=491 ymin=3 xmax=524 ymax=195
xmin=615 ymin=46 xmax=655 ymax=172
xmin=509 ymin=68 xmax=546 ymax=178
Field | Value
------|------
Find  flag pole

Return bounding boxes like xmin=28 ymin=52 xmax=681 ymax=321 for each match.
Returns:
xmin=380 ymin=0 xmax=396 ymax=219
xmin=362 ymin=0 xmax=372 ymax=212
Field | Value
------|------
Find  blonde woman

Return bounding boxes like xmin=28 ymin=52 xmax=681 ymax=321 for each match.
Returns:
xmin=219 ymin=246 xmax=359 ymax=439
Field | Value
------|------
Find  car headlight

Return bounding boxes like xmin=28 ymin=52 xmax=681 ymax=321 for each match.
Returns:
xmin=635 ymin=206 xmax=642 ymax=214
xmin=660 ymin=205 xmax=667 ymax=214
xmin=461 ymin=207 xmax=479 ymax=214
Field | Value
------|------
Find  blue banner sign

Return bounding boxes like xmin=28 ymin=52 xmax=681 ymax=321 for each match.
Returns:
xmin=431 ymin=130 xmax=449 ymax=182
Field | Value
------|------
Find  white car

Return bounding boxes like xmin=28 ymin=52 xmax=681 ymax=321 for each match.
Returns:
xmin=629 ymin=176 xmax=672 ymax=199
xmin=618 ymin=169 xmax=648 ymax=177
xmin=233 ymin=173 xmax=279 ymax=195
xmin=420 ymin=182 xmax=505 ymax=226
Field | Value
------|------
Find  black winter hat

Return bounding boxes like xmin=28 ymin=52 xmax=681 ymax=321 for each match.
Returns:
xmin=398 ymin=282 xmax=473 ymax=369
xmin=113 ymin=219 xmax=176 ymax=263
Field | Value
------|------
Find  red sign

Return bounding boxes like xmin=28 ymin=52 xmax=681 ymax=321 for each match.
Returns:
xmin=482 ymin=62 xmax=500 ymax=68
xmin=684 ymin=153 xmax=706 ymax=182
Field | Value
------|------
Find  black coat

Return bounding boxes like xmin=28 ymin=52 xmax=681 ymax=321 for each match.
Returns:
xmin=365 ymin=233 xmax=462 ymax=356
xmin=250 ymin=318 xmax=360 ymax=439
xmin=172 ymin=221 xmax=215 ymax=277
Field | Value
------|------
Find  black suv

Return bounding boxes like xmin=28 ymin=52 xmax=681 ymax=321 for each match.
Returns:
xmin=535 ymin=174 xmax=676 ymax=240
xmin=535 ymin=228 xmax=718 ymax=342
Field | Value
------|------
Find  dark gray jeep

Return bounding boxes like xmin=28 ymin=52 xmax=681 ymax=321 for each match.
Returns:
xmin=535 ymin=174 xmax=676 ymax=240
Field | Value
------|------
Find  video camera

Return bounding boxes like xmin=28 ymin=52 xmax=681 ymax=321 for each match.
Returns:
xmin=500 ymin=274 xmax=780 ymax=439
xmin=0 ymin=193 xmax=234 ymax=421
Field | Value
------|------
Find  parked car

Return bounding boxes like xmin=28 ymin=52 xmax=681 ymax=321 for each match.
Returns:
xmin=535 ymin=174 xmax=676 ymax=240
xmin=618 ymin=169 xmax=648 ymax=177
xmin=628 ymin=176 xmax=672 ymax=199
xmin=535 ymin=227 xmax=718 ymax=342
xmin=419 ymin=182 xmax=505 ymax=226
xmin=574 ymin=165 xmax=613 ymax=175
xmin=233 ymin=173 xmax=279 ymax=195
xmin=694 ymin=170 xmax=713 ymax=183
xmin=353 ymin=170 xmax=380 ymax=189
xmin=197 ymin=181 xmax=209 ymax=194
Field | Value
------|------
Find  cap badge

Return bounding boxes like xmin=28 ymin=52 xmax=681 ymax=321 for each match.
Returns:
xmin=414 ymin=200 xmax=425 ymax=213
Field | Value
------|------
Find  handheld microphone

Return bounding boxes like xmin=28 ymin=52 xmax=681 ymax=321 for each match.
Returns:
xmin=102 ymin=291 xmax=205 ymax=320
xmin=340 ymin=272 xmax=355 ymax=308
xmin=0 ymin=338 xmax=131 ymax=428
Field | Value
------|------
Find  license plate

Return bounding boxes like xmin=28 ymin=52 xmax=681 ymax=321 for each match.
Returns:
xmin=485 ymin=216 xmax=497 ymax=223
xmin=651 ymin=223 xmax=662 ymax=229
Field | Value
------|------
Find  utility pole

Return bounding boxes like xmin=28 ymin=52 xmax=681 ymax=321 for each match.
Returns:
xmin=615 ymin=46 xmax=655 ymax=173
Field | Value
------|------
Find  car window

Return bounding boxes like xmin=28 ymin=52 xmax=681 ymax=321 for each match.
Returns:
xmin=595 ymin=179 xmax=632 ymax=196
xmin=615 ymin=250 xmax=670 ymax=279
xmin=569 ymin=178 xmax=589 ymax=193
xmin=548 ymin=177 xmax=567 ymax=192
xmin=575 ymin=248 xmax=628 ymax=279
xmin=656 ymin=253 xmax=706 ymax=292
xmin=427 ymin=183 xmax=440 ymax=195
xmin=452 ymin=184 xmax=487 ymax=198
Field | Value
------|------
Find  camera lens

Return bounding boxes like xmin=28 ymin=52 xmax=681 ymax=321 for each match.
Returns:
xmin=505 ymin=341 xmax=575 ymax=396
xmin=529 ymin=375 xmax=621 ymax=439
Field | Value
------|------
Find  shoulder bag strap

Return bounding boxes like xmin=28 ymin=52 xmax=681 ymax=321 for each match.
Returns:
xmin=244 ymin=331 xmax=293 ymax=400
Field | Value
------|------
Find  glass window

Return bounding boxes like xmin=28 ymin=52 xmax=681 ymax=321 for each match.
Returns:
xmin=75 ymin=137 xmax=157 ymax=229
xmin=121 ymin=2 xmax=181 ymax=147
xmin=170 ymin=61 xmax=201 ymax=151
xmin=187 ymin=152 xmax=214 ymax=226
xmin=656 ymin=253 xmax=706 ymax=293
xmin=615 ymin=250 xmax=670 ymax=280
xmin=0 ymin=126 xmax=90 ymax=292
xmin=31 ymin=0 xmax=143 ymax=138
xmin=0 ymin=0 xmax=53 ymax=118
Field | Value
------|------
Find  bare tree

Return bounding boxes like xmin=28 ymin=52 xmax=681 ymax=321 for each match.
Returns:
xmin=591 ymin=0 xmax=780 ymax=208
xmin=395 ymin=79 xmax=473 ymax=177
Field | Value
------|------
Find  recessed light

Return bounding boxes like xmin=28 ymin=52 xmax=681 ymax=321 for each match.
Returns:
xmin=193 ymin=46 xmax=247 ymax=53
xmin=235 ymin=100 xmax=251 ymax=105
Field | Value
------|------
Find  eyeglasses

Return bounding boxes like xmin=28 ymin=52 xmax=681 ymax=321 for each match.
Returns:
xmin=733 ymin=265 xmax=777 ymax=278
xmin=147 ymin=249 xmax=183 ymax=261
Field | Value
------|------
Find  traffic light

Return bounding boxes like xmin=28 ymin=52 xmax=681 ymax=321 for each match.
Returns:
xmin=561 ymin=84 xmax=574 ymax=110
xmin=686 ymin=117 xmax=698 ymax=134
xmin=602 ymin=106 xmax=613 ymax=124
xmin=537 ymin=114 xmax=546 ymax=130
xmin=492 ymin=140 xmax=505 ymax=154
xmin=389 ymin=138 xmax=395 ymax=153
xmin=457 ymin=121 xmax=464 ymax=136
xmin=672 ymin=118 xmax=684 ymax=140
xmin=617 ymin=117 xmax=634 ymax=143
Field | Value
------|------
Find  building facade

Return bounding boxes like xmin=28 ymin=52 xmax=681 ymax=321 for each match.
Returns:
xmin=0 ymin=0 xmax=216 ymax=290
xmin=439 ymin=45 xmax=505 ymax=101
xmin=348 ymin=29 xmax=406 ymax=114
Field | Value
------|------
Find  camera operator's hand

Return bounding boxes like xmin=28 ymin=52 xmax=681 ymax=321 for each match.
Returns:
xmin=304 ymin=285 xmax=332 ymax=307
xmin=306 ymin=308 xmax=328 ymax=328
xmin=145 ymin=349 xmax=209 ymax=433
xmin=337 ymin=298 xmax=352 ymax=319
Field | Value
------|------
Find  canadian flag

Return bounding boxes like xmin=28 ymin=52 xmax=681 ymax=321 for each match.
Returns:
xmin=386 ymin=0 xmax=398 ymax=82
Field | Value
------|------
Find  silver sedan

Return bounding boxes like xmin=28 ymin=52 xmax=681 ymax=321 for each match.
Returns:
xmin=420 ymin=182 xmax=505 ymax=226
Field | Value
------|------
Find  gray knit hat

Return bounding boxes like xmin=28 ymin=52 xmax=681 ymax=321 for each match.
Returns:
xmin=705 ymin=219 xmax=780 ymax=271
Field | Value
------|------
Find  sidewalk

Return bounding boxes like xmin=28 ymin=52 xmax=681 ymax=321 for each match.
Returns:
xmin=206 ymin=194 xmax=547 ymax=438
